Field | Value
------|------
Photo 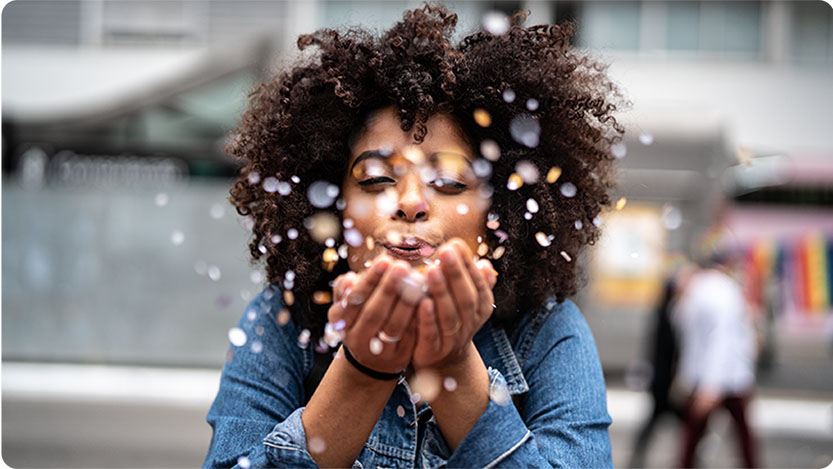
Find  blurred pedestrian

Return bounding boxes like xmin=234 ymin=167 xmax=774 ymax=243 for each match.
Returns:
xmin=628 ymin=262 xmax=691 ymax=468
xmin=672 ymin=251 xmax=758 ymax=468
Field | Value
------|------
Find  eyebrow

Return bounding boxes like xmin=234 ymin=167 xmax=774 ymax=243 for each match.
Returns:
xmin=350 ymin=149 xmax=474 ymax=172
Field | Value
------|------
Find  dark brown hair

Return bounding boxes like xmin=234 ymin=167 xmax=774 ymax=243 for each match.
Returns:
xmin=227 ymin=4 xmax=625 ymax=342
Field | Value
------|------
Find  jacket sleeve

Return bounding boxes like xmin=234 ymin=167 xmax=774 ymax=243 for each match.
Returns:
xmin=203 ymin=290 xmax=323 ymax=468
xmin=421 ymin=302 xmax=613 ymax=468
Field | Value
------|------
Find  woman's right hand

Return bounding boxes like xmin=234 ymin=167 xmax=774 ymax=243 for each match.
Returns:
xmin=328 ymin=255 xmax=422 ymax=375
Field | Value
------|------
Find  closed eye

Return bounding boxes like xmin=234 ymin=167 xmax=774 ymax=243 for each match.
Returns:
xmin=358 ymin=176 xmax=396 ymax=186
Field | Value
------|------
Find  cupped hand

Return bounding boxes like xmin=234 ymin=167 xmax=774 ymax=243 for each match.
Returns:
xmin=328 ymin=255 xmax=422 ymax=375
xmin=411 ymin=239 xmax=497 ymax=371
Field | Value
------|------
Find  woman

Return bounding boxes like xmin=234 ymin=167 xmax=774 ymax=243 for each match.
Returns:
xmin=205 ymin=4 xmax=624 ymax=468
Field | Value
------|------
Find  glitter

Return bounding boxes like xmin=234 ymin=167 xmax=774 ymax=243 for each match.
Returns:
xmin=237 ymin=456 xmax=251 ymax=469
xmin=473 ymin=108 xmax=492 ymax=127
xmin=526 ymin=98 xmax=539 ymax=111
xmin=251 ymin=341 xmax=263 ymax=353
xmin=246 ymin=310 xmax=257 ymax=321
xmin=486 ymin=219 xmax=500 ymax=230
xmin=325 ymin=238 xmax=335 ymax=247
xmin=477 ymin=243 xmax=489 ymax=257
xmin=516 ymin=161 xmax=539 ymax=184
xmin=546 ymin=167 xmax=562 ymax=183
xmin=283 ymin=279 xmax=294 ymax=290
xmin=611 ymin=141 xmax=627 ymax=159
xmin=386 ymin=231 xmax=403 ymax=245
xmin=662 ymin=204 xmax=682 ymax=230
xmin=616 ymin=197 xmax=627 ymax=211
xmin=250 ymin=270 xmax=264 ymax=283
xmin=535 ymin=232 xmax=551 ymax=247
xmin=308 ymin=181 xmax=338 ymax=208
xmin=560 ymin=182 xmax=577 ymax=198
xmin=155 ymin=193 xmax=168 ymax=207
xmin=482 ymin=10 xmax=510 ymax=35
xmin=343 ymin=218 xmax=354 ymax=229
xmin=194 ymin=261 xmax=207 ymax=275
xmin=262 ymin=177 xmax=279 ymax=193
xmin=410 ymin=371 xmax=441 ymax=401
xmin=284 ymin=290 xmax=295 ymax=306
xmin=480 ymin=139 xmax=501 ymax=161
xmin=258 ymin=244 xmax=267 ymax=254
xmin=322 ymin=248 xmax=339 ymax=271
xmin=241 ymin=216 xmax=255 ymax=231
xmin=338 ymin=244 xmax=348 ymax=258
xmin=210 ymin=203 xmax=225 ymax=219
xmin=287 ymin=228 xmax=299 ymax=239
xmin=334 ymin=319 xmax=346 ymax=331
xmin=255 ymin=326 xmax=264 ymax=336
xmin=593 ymin=216 xmax=603 ymax=227
xmin=291 ymin=175 xmax=300 ymax=183
xmin=228 ymin=327 xmax=247 ymax=347
xmin=364 ymin=260 xmax=372 ymax=268
xmin=369 ymin=337 xmax=383 ymax=355
xmin=490 ymin=380 xmax=511 ymax=406
xmin=639 ymin=132 xmax=654 ymax=145
xmin=409 ymin=393 xmax=421 ymax=404
xmin=336 ymin=198 xmax=346 ymax=210
xmin=277 ymin=309 xmax=290 ymax=325
xmin=526 ymin=198 xmax=539 ymax=213
xmin=344 ymin=228 xmax=364 ymax=247
xmin=240 ymin=289 xmax=252 ymax=301
xmin=208 ymin=265 xmax=221 ymax=281
xmin=286 ymin=270 xmax=296 ymax=281
xmin=473 ymin=159 xmax=492 ymax=179
xmin=507 ymin=173 xmax=523 ymax=191
xmin=171 ymin=230 xmax=185 ymax=246
xmin=397 ymin=405 xmax=406 ymax=418
xmin=306 ymin=212 xmax=341 ymax=244
xmin=271 ymin=234 xmax=282 ymax=244
xmin=443 ymin=377 xmax=458 ymax=392
xmin=277 ymin=181 xmax=291 ymax=195
xmin=313 ymin=291 xmax=333 ymax=305
xmin=494 ymin=230 xmax=509 ymax=243
xmin=524 ymin=212 xmax=532 ymax=220
xmin=297 ymin=329 xmax=311 ymax=346
xmin=492 ymin=246 xmax=506 ymax=259
xmin=510 ymin=114 xmax=540 ymax=148
xmin=456 ymin=204 xmax=469 ymax=215
xmin=502 ymin=89 xmax=516 ymax=103
xmin=308 ymin=436 xmax=326 ymax=454
xmin=574 ymin=220 xmax=584 ymax=230
xmin=375 ymin=188 xmax=399 ymax=215
xmin=400 ymin=274 xmax=427 ymax=304
xmin=560 ymin=251 xmax=572 ymax=262
xmin=247 ymin=172 xmax=260 ymax=185
xmin=402 ymin=146 xmax=425 ymax=165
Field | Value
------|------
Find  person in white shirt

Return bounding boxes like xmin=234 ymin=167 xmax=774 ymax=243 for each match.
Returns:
xmin=672 ymin=257 xmax=758 ymax=468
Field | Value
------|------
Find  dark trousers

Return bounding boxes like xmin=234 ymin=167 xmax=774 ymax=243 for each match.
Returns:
xmin=681 ymin=393 xmax=757 ymax=468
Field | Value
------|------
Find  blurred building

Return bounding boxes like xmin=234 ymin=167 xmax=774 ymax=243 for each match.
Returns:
xmin=2 ymin=1 xmax=832 ymax=467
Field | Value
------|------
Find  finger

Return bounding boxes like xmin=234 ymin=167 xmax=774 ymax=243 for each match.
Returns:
xmin=340 ymin=256 xmax=390 ymax=330
xmin=458 ymin=255 xmax=494 ymax=320
xmin=352 ymin=260 xmax=410 ymax=337
xmin=438 ymin=243 xmax=478 ymax=328
xmin=415 ymin=297 xmax=440 ymax=356
xmin=425 ymin=259 xmax=459 ymax=343
xmin=396 ymin=311 xmax=419 ymax=355
xmin=334 ymin=272 xmax=358 ymax=302
xmin=380 ymin=274 xmax=424 ymax=343
xmin=475 ymin=258 xmax=498 ymax=290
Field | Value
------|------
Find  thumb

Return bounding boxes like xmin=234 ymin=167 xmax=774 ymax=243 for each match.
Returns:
xmin=475 ymin=259 xmax=498 ymax=289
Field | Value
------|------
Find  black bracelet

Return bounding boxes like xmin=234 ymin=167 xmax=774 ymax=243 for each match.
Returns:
xmin=341 ymin=345 xmax=402 ymax=381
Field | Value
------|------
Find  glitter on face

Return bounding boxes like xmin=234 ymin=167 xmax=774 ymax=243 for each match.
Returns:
xmin=228 ymin=327 xmax=247 ymax=347
xmin=262 ymin=177 xmax=279 ymax=193
xmin=616 ymin=197 xmax=627 ymax=211
xmin=546 ymin=166 xmax=562 ymax=183
xmin=526 ymin=198 xmax=539 ymax=213
xmin=473 ymin=159 xmax=492 ymax=179
xmin=171 ymin=230 xmax=185 ymax=246
xmin=560 ymin=251 xmax=572 ymax=262
xmin=456 ymin=203 xmax=469 ymax=215
xmin=369 ymin=337 xmax=384 ymax=355
xmin=287 ymin=228 xmax=299 ymax=240
xmin=560 ymin=182 xmax=577 ymax=198
xmin=247 ymin=172 xmax=260 ymax=185
xmin=510 ymin=114 xmax=541 ymax=148
xmin=502 ymin=89 xmax=516 ymax=103
xmin=480 ymin=139 xmax=501 ymax=161
xmin=208 ymin=265 xmax=221 ymax=281
xmin=210 ymin=203 xmax=225 ymax=219
xmin=482 ymin=10 xmax=510 ymax=35
xmin=526 ymin=98 xmax=539 ymax=111
xmin=155 ymin=193 xmax=168 ymax=207
xmin=308 ymin=181 xmax=339 ymax=208
xmin=661 ymin=204 xmax=682 ymax=230
xmin=443 ymin=376 xmax=458 ymax=392
xmin=611 ymin=142 xmax=627 ymax=159
xmin=639 ymin=132 xmax=654 ymax=145
xmin=473 ymin=108 xmax=492 ymax=127
xmin=375 ymin=188 xmax=399 ymax=216
xmin=535 ymin=232 xmax=551 ymax=247
xmin=506 ymin=173 xmax=523 ymax=191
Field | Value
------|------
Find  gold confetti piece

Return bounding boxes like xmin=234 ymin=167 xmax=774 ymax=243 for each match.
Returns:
xmin=366 ymin=236 xmax=375 ymax=250
xmin=492 ymin=245 xmax=506 ymax=260
xmin=473 ymin=108 xmax=492 ymax=127
xmin=535 ymin=232 xmax=551 ymax=247
xmin=283 ymin=291 xmax=295 ymax=306
xmin=486 ymin=219 xmax=500 ymax=230
xmin=313 ymin=291 xmax=332 ymax=304
xmin=546 ymin=166 xmax=562 ymax=183
xmin=477 ymin=243 xmax=489 ymax=257
xmin=616 ymin=197 xmax=627 ymax=211
xmin=507 ymin=173 xmax=523 ymax=191
xmin=277 ymin=309 xmax=291 ymax=325
xmin=322 ymin=247 xmax=339 ymax=271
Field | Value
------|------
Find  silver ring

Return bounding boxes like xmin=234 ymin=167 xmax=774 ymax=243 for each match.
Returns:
xmin=377 ymin=331 xmax=401 ymax=343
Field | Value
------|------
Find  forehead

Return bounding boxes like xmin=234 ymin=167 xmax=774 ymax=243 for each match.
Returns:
xmin=350 ymin=107 xmax=471 ymax=156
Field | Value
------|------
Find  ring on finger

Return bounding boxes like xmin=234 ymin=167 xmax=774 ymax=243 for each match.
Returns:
xmin=377 ymin=331 xmax=401 ymax=343
xmin=442 ymin=320 xmax=462 ymax=336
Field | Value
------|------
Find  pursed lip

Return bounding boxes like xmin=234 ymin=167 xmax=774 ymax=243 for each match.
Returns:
xmin=382 ymin=236 xmax=436 ymax=261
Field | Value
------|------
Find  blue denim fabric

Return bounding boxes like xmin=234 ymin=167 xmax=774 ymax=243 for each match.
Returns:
xmin=204 ymin=287 xmax=612 ymax=468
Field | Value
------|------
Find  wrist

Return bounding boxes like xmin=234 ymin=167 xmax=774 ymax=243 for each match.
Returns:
xmin=338 ymin=346 xmax=402 ymax=388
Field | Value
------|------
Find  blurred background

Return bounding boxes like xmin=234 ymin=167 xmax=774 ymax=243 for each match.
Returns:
xmin=2 ymin=0 xmax=832 ymax=467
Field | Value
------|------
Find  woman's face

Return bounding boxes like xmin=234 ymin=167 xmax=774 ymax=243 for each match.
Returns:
xmin=342 ymin=106 xmax=489 ymax=272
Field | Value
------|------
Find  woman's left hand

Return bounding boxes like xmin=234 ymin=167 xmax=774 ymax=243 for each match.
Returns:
xmin=411 ymin=238 xmax=497 ymax=371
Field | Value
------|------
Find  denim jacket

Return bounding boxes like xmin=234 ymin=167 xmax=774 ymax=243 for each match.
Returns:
xmin=204 ymin=287 xmax=612 ymax=468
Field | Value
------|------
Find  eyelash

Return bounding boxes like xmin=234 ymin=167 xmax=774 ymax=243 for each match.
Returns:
xmin=357 ymin=177 xmax=467 ymax=191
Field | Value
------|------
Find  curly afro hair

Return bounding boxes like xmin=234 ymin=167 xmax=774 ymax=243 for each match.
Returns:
xmin=228 ymin=3 xmax=625 ymax=342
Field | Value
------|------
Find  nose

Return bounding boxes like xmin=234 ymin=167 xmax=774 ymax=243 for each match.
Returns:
xmin=394 ymin=175 xmax=428 ymax=222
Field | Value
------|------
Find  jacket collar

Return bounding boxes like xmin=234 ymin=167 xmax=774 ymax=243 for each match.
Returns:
xmin=473 ymin=320 xmax=529 ymax=395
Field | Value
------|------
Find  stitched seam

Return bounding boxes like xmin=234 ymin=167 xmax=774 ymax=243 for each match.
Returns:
xmin=263 ymin=440 xmax=311 ymax=457
xmin=365 ymin=437 xmax=412 ymax=459
xmin=491 ymin=327 xmax=528 ymax=394
xmin=483 ymin=429 xmax=532 ymax=469
xmin=515 ymin=301 xmax=558 ymax=368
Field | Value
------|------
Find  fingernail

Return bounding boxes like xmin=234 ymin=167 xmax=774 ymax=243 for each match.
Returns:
xmin=374 ymin=258 xmax=390 ymax=274
xmin=440 ymin=247 xmax=455 ymax=263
